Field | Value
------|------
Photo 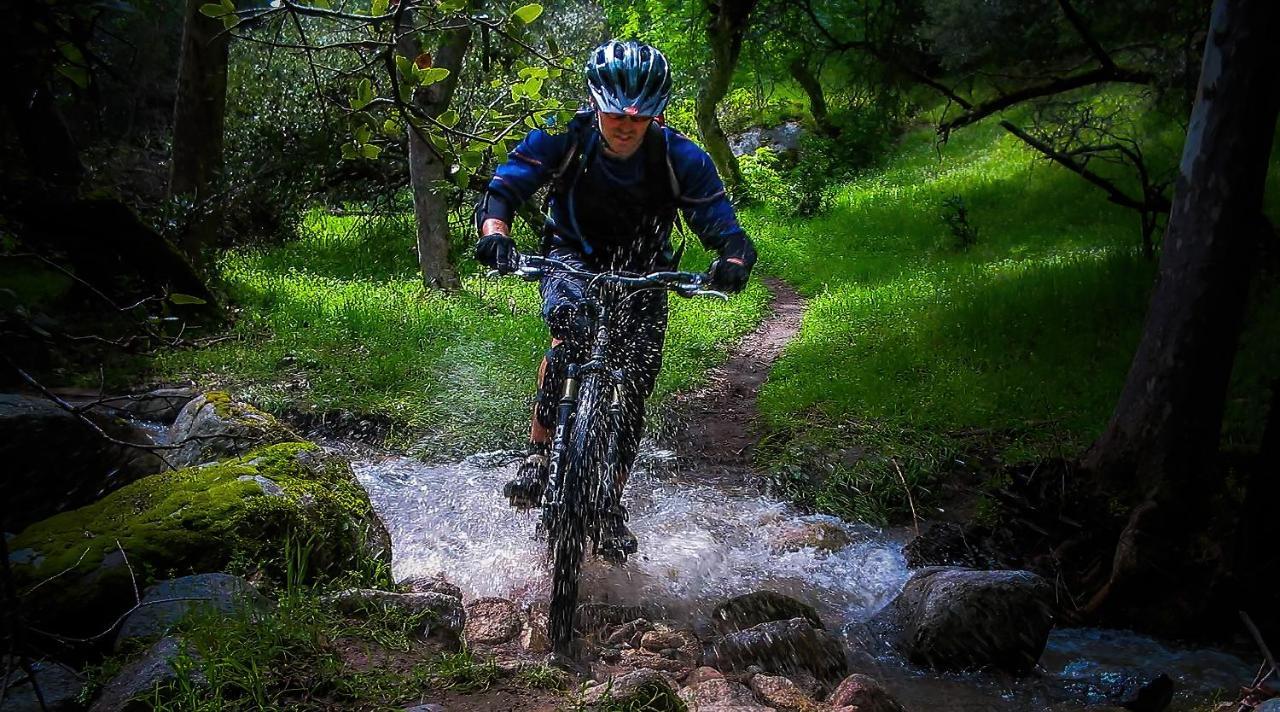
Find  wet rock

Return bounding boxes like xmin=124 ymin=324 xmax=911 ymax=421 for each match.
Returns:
xmin=401 ymin=574 xmax=462 ymax=599
xmin=827 ymin=674 xmax=905 ymax=712
xmin=682 ymin=666 xmax=725 ymax=687
xmin=329 ymin=589 xmax=465 ymax=643
xmin=167 ymin=392 xmax=296 ymax=468
xmin=582 ymin=668 xmax=683 ymax=711
xmin=706 ymin=618 xmax=848 ymax=688
xmin=577 ymin=603 xmax=653 ymax=636
xmin=679 ymin=678 xmax=769 ymax=710
xmin=115 ymin=573 xmax=268 ymax=650
xmin=521 ymin=605 xmax=551 ymax=653
xmin=873 ymin=566 xmax=1054 ymax=675
xmin=1 ymin=393 xmax=165 ymax=532
xmin=464 ymin=597 xmax=522 ymax=645
xmin=1 ymin=659 xmax=83 ymax=712
xmin=604 ymin=619 xmax=649 ymax=646
xmin=401 ymin=705 xmax=446 ymax=712
xmin=750 ymin=674 xmax=824 ymax=711
xmin=1118 ymin=673 xmax=1173 ymax=712
xmin=1254 ymin=702 xmax=1280 ymax=712
xmin=641 ymin=626 xmax=702 ymax=664
xmin=90 ymin=636 xmax=206 ymax=711
xmin=8 ymin=442 xmax=388 ymax=638
xmin=712 ymin=591 xmax=824 ymax=633
xmin=770 ymin=518 xmax=853 ymax=554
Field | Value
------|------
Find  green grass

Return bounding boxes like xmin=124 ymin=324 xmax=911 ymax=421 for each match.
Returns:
xmin=139 ymin=590 xmax=507 ymax=711
xmin=154 ymin=210 xmax=769 ymax=457
xmin=743 ymin=97 xmax=1280 ymax=523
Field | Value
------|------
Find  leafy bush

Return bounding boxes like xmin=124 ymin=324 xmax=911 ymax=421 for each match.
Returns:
xmin=739 ymin=147 xmax=790 ymax=207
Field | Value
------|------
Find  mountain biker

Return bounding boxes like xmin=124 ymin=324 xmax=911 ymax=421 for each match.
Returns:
xmin=473 ymin=39 xmax=757 ymax=556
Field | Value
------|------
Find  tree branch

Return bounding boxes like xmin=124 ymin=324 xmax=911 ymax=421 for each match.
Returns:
xmin=939 ymin=65 xmax=1155 ymax=136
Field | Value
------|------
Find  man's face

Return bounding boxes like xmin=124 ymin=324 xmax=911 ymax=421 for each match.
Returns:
xmin=598 ymin=111 xmax=652 ymax=159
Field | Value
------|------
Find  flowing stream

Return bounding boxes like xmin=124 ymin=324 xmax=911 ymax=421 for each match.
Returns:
xmin=349 ymin=445 xmax=1252 ymax=711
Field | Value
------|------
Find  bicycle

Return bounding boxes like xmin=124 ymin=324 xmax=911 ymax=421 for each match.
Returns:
xmin=498 ymin=252 xmax=726 ymax=656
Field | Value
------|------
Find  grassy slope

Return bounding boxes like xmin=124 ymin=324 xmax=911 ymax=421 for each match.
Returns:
xmin=155 ymin=213 xmax=769 ymax=458
xmin=741 ymin=101 xmax=1280 ymax=522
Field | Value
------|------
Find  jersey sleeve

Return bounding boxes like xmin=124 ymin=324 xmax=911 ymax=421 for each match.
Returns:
xmin=474 ymin=128 xmax=571 ymax=230
xmin=667 ymin=131 xmax=757 ymax=267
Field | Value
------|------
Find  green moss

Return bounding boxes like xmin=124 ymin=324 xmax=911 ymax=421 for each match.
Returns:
xmin=9 ymin=442 xmax=380 ymax=634
xmin=200 ymin=389 xmax=286 ymax=432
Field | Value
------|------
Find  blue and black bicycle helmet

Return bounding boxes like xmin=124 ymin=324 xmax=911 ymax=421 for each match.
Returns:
xmin=585 ymin=40 xmax=672 ymax=117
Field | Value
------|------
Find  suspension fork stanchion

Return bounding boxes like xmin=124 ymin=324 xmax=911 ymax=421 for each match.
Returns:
xmin=546 ymin=363 xmax=580 ymax=506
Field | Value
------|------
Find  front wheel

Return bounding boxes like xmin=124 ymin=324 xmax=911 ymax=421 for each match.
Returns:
xmin=546 ymin=373 xmax=609 ymax=656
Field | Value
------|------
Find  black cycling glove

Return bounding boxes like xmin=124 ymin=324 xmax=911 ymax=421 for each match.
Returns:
xmin=475 ymin=233 xmax=516 ymax=274
xmin=708 ymin=257 xmax=751 ymax=294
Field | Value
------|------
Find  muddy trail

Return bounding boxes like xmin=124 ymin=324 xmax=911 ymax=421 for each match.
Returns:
xmin=340 ymin=280 xmax=1251 ymax=711
xmin=665 ymin=277 xmax=806 ymax=480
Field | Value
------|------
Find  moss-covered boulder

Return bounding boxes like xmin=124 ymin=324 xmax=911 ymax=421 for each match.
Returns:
xmin=166 ymin=392 xmax=296 ymax=468
xmin=7 ymin=441 xmax=389 ymax=637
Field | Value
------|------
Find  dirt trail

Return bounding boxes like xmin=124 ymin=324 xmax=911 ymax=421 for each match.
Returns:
xmin=665 ymin=277 xmax=806 ymax=478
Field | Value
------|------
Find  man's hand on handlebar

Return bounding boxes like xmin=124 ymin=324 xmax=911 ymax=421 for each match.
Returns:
xmin=475 ymin=233 xmax=517 ymax=274
xmin=708 ymin=257 xmax=751 ymax=294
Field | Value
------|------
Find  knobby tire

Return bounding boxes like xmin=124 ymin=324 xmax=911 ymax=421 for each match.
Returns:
xmin=547 ymin=373 xmax=609 ymax=656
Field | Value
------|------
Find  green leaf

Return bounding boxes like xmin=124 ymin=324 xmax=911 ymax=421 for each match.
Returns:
xmin=382 ymin=119 xmax=401 ymax=137
xmin=199 ymin=2 xmax=227 ymax=16
xmin=495 ymin=139 xmax=509 ymax=156
xmin=460 ymin=151 xmax=483 ymax=169
xmin=312 ymin=0 xmax=331 ymax=8
xmin=221 ymin=0 xmax=236 ymax=12
xmin=437 ymin=110 xmax=459 ymax=128
xmin=169 ymin=293 xmax=208 ymax=306
xmin=438 ymin=0 xmax=466 ymax=12
xmin=355 ymin=125 xmax=372 ymax=143
xmin=512 ymin=3 xmax=542 ymax=23
xmin=341 ymin=143 xmax=360 ymax=160
xmin=522 ymin=77 xmax=543 ymax=98
xmin=360 ymin=144 xmax=383 ymax=159
xmin=371 ymin=0 xmax=388 ymax=14
xmin=454 ymin=167 xmax=471 ymax=188
xmin=546 ymin=35 xmax=559 ymax=56
xmin=57 ymin=65 xmax=89 ymax=88
xmin=399 ymin=83 xmax=414 ymax=103
xmin=351 ymin=78 xmax=373 ymax=110
xmin=419 ymin=67 xmax=450 ymax=86
xmin=429 ymin=133 xmax=450 ymax=150
xmin=221 ymin=14 xmax=239 ymax=29
xmin=396 ymin=55 xmax=414 ymax=79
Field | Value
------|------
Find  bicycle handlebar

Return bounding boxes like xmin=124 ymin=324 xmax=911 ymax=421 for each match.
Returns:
xmin=492 ymin=253 xmax=729 ymax=301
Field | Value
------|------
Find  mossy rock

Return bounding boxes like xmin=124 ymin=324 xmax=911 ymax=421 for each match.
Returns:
xmin=166 ymin=391 xmax=297 ymax=468
xmin=8 ymin=441 xmax=389 ymax=637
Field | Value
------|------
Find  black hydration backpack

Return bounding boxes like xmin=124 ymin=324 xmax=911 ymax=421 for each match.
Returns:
xmin=541 ymin=110 xmax=689 ymax=266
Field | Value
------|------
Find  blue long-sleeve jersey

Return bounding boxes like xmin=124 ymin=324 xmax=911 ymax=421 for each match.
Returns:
xmin=475 ymin=111 xmax=755 ymax=271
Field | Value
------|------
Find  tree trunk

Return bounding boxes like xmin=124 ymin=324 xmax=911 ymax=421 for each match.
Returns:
xmin=696 ymin=0 xmax=756 ymax=196
xmin=1079 ymin=0 xmax=1280 ymax=632
xmin=788 ymin=56 xmax=837 ymax=138
xmin=169 ymin=0 xmax=230 ymax=263
xmin=396 ymin=11 xmax=468 ymax=291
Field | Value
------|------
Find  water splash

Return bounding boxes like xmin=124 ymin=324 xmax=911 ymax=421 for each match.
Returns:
xmin=351 ymin=448 xmax=909 ymax=626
